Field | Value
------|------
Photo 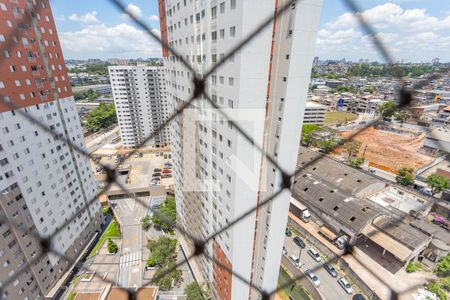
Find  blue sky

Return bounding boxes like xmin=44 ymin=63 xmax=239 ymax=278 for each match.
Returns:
xmin=50 ymin=0 xmax=450 ymax=62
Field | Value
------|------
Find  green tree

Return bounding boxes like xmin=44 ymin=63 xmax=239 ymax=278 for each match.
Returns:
xmin=348 ymin=156 xmax=365 ymax=169
xmin=107 ymin=238 xmax=118 ymax=254
xmin=426 ymin=174 xmax=450 ymax=195
xmin=185 ymin=282 xmax=210 ymax=300
xmin=394 ymin=110 xmax=409 ymax=123
xmin=151 ymin=196 xmax=176 ymax=231
xmin=395 ymin=167 xmax=415 ymax=186
xmin=427 ymin=282 xmax=448 ymax=300
xmin=436 ymin=254 xmax=450 ymax=277
xmin=152 ymin=261 xmax=182 ymax=290
xmin=86 ymin=103 xmax=117 ymax=132
xmin=405 ymin=261 xmax=422 ymax=273
xmin=377 ymin=101 xmax=397 ymax=118
xmin=319 ymin=139 xmax=339 ymax=152
xmin=146 ymin=237 xmax=177 ymax=267
xmin=344 ymin=140 xmax=361 ymax=158
xmin=140 ymin=215 xmax=151 ymax=231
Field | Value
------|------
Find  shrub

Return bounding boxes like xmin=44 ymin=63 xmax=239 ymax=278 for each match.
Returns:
xmin=406 ymin=261 xmax=421 ymax=273
xmin=107 ymin=238 xmax=119 ymax=254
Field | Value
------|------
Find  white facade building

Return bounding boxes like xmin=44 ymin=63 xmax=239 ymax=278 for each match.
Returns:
xmin=109 ymin=65 xmax=170 ymax=148
xmin=158 ymin=0 xmax=322 ymax=299
xmin=304 ymin=101 xmax=327 ymax=124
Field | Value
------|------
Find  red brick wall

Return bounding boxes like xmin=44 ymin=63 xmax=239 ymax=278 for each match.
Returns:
xmin=0 ymin=0 xmax=73 ymax=112
xmin=213 ymin=241 xmax=232 ymax=300
xmin=157 ymin=0 xmax=169 ymax=58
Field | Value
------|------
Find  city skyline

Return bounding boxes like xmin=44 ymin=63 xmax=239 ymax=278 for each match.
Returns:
xmin=51 ymin=0 xmax=450 ymax=62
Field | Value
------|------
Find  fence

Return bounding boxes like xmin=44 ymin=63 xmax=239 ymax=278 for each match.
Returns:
xmin=0 ymin=0 xmax=448 ymax=299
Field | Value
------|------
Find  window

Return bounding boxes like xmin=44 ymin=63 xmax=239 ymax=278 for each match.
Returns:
xmin=230 ymin=26 xmax=236 ymax=37
xmin=0 ymin=81 xmax=5 ymax=89
xmin=14 ymin=80 xmax=21 ymax=87
xmin=228 ymin=77 xmax=234 ymax=86
xmin=211 ymin=6 xmax=217 ymax=19
xmin=220 ymin=2 xmax=225 ymax=13
xmin=230 ymin=0 xmax=236 ymax=9
xmin=220 ymin=29 xmax=225 ymax=39
xmin=0 ymin=34 xmax=5 ymax=42
xmin=211 ymin=31 xmax=217 ymax=42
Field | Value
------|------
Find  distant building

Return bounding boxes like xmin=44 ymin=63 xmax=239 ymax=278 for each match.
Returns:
xmin=326 ymin=80 xmax=344 ymax=88
xmin=107 ymin=58 xmax=129 ymax=65
xmin=423 ymin=127 xmax=450 ymax=155
xmin=108 ymin=65 xmax=170 ymax=148
xmin=432 ymin=106 xmax=450 ymax=128
xmin=304 ymin=101 xmax=327 ymax=124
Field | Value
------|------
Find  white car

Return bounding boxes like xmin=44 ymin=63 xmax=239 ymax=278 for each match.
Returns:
xmin=305 ymin=269 xmax=320 ymax=287
xmin=289 ymin=254 xmax=300 ymax=267
xmin=338 ymin=277 xmax=353 ymax=294
xmin=307 ymin=248 xmax=322 ymax=262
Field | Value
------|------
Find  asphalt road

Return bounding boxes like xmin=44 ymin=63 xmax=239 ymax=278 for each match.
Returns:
xmin=86 ymin=126 xmax=119 ymax=153
xmin=283 ymin=236 xmax=354 ymax=300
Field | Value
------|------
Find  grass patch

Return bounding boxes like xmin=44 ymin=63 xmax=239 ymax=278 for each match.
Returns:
xmin=67 ymin=291 xmax=77 ymax=300
xmin=88 ymin=221 xmax=121 ymax=257
xmin=324 ymin=112 xmax=357 ymax=125
xmin=277 ymin=267 xmax=310 ymax=300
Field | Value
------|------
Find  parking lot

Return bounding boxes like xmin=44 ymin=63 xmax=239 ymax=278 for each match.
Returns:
xmin=283 ymin=232 xmax=357 ymax=300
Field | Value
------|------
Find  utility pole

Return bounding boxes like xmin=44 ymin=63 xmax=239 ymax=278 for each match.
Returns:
xmin=363 ymin=145 xmax=368 ymax=158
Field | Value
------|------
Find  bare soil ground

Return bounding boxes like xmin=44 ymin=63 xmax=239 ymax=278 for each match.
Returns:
xmin=337 ymin=126 xmax=433 ymax=170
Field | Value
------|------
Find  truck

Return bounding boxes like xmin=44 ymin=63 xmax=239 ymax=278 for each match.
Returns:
xmin=290 ymin=197 xmax=311 ymax=223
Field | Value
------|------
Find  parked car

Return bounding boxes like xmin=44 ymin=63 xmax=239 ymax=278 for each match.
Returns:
xmin=134 ymin=152 xmax=140 ymax=158
xmin=289 ymin=255 xmax=300 ymax=267
xmin=161 ymin=174 xmax=172 ymax=178
xmin=293 ymin=236 xmax=306 ymax=248
xmin=307 ymin=248 xmax=322 ymax=262
xmin=154 ymin=168 xmax=162 ymax=172
xmin=352 ymin=294 xmax=366 ymax=300
xmin=156 ymin=152 xmax=159 ymax=157
xmin=162 ymin=169 xmax=172 ymax=174
xmin=324 ymin=263 xmax=337 ymax=277
xmin=168 ymin=154 xmax=172 ymax=159
xmin=164 ymin=162 xmax=172 ymax=168
xmin=285 ymin=228 xmax=292 ymax=237
xmin=338 ymin=277 xmax=353 ymax=294
xmin=305 ymin=269 xmax=320 ymax=287
xmin=164 ymin=154 xmax=168 ymax=159
xmin=152 ymin=172 xmax=161 ymax=178
xmin=151 ymin=180 xmax=160 ymax=186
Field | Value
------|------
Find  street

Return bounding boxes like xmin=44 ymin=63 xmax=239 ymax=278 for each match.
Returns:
xmin=283 ymin=236 xmax=354 ymax=300
xmin=85 ymin=126 xmax=120 ymax=153
xmin=110 ymin=196 xmax=151 ymax=288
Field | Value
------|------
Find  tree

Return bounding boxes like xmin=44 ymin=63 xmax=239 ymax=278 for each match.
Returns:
xmin=319 ymin=139 xmax=339 ymax=152
xmin=344 ymin=140 xmax=361 ymax=158
xmin=146 ymin=237 xmax=177 ymax=267
xmin=377 ymin=101 xmax=397 ymax=118
xmin=395 ymin=167 xmax=415 ymax=186
xmin=426 ymin=174 xmax=450 ymax=195
xmin=152 ymin=261 xmax=182 ymax=291
xmin=151 ymin=196 xmax=176 ymax=231
xmin=86 ymin=103 xmax=117 ymax=132
xmin=140 ymin=215 xmax=151 ymax=230
xmin=394 ymin=110 xmax=409 ymax=123
xmin=107 ymin=238 xmax=118 ymax=254
xmin=436 ymin=253 xmax=450 ymax=277
xmin=185 ymin=282 xmax=210 ymax=300
xmin=348 ymin=156 xmax=365 ymax=169
xmin=301 ymin=124 xmax=320 ymax=145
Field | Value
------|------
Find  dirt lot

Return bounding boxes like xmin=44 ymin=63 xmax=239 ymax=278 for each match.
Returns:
xmin=336 ymin=126 xmax=434 ymax=170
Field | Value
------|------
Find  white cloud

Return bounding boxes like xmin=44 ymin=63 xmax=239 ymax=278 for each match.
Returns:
xmin=122 ymin=3 xmax=143 ymax=19
xmin=149 ymin=15 xmax=159 ymax=22
xmin=68 ymin=11 xmax=99 ymax=23
xmin=317 ymin=2 xmax=450 ymax=61
xmin=59 ymin=23 xmax=162 ymax=59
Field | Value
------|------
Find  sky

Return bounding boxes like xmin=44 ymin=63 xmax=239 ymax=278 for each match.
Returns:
xmin=50 ymin=0 xmax=450 ymax=62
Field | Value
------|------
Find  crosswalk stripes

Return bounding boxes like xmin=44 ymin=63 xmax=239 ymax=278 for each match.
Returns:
xmin=119 ymin=251 xmax=142 ymax=268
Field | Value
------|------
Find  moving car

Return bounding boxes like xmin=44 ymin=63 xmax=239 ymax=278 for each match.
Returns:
xmin=293 ymin=236 xmax=306 ymax=248
xmin=305 ymin=269 xmax=320 ymax=287
xmin=307 ymin=248 xmax=322 ymax=262
xmin=285 ymin=228 xmax=292 ymax=237
xmin=323 ymin=263 xmax=337 ymax=277
xmin=338 ymin=277 xmax=353 ymax=294
xmin=289 ymin=255 xmax=300 ymax=267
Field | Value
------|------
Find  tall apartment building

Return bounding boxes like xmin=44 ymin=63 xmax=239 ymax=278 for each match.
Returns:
xmin=0 ymin=1 xmax=101 ymax=298
xmin=158 ymin=0 xmax=322 ymax=299
xmin=109 ymin=65 xmax=170 ymax=148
